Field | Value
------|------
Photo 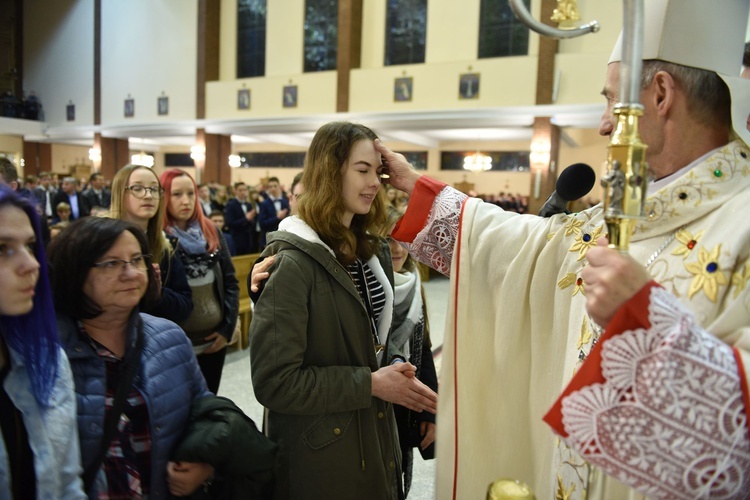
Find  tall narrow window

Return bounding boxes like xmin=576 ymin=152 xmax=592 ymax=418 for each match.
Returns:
xmin=237 ymin=0 xmax=267 ymax=78
xmin=478 ymin=0 xmax=530 ymax=58
xmin=384 ymin=0 xmax=427 ymax=66
xmin=304 ymin=0 xmax=338 ymax=72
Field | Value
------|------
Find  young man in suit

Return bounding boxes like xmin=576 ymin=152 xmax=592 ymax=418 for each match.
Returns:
xmin=82 ymin=172 xmax=110 ymax=210
xmin=224 ymin=181 xmax=257 ymax=255
xmin=258 ymin=177 xmax=289 ymax=248
xmin=52 ymin=177 xmax=90 ymax=223
xmin=198 ymin=183 xmax=216 ymax=216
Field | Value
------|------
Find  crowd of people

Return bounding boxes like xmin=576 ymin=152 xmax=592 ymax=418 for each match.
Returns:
xmin=0 ymin=163 xmax=329 ymax=253
xmin=0 ymin=126 xmax=440 ymax=499
xmin=0 ymin=160 xmax=286 ymax=498
xmin=2 ymin=2 xmax=750 ymax=498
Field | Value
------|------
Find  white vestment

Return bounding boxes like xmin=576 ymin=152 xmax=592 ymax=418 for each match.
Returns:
xmin=394 ymin=140 xmax=750 ymax=499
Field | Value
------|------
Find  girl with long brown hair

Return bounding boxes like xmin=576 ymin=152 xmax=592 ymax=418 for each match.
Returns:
xmin=249 ymin=121 xmax=437 ymax=498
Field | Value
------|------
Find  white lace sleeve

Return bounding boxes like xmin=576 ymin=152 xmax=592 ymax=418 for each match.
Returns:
xmin=406 ymin=186 xmax=468 ymax=277
xmin=561 ymin=286 xmax=750 ymax=498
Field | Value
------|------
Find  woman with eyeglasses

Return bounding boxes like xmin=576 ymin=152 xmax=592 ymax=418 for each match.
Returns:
xmin=0 ymin=186 xmax=85 ymax=499
xmin=109 ymin=164 xmax=193 ymax=323
xmin=160 ymin=169 xmax=239 ymax=394
xmin=48 ymin=216 xmax=214 ymax=498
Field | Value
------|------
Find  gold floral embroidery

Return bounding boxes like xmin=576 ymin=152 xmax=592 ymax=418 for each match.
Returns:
xmin=563 ymin=217 xmax=584 ymax=237
xmin=558 ymin=272 xmax=577 ymax=289
xmin=568 ymin=226 xmax=603 ymax=261
xmin=671 ymin=229 xmax=704 ymax=259
xmin=558 ymin=272 xmax=585 ymax=296
xmin=731 ymin=264 xmax=750 ymax=298
xmin=684 ymin=244 xmax=728 ymax=302
xmin=556 ymin=475 xmax=576 ymax=500
xmin=577 ymin=317 xmax=592 ymax=350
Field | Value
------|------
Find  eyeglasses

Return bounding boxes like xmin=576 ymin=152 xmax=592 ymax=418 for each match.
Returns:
xmin=92 ymin=254 xmax=150 ymax=274
xmin=126 ymin=185 xmax=164 ymax=199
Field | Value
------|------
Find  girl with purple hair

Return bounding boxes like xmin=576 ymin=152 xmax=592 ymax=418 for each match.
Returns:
xmin=0 ymin=185 xmax=85 ymax=498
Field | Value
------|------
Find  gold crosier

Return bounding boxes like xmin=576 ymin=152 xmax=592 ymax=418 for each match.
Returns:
xmin=600 ymin=0 xmax=649 ymax=251
xmin=602 ymin=103 xmax=647 ymax=251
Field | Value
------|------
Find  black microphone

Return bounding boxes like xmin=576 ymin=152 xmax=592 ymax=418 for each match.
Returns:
xmin=538 ymin=163 xmax=596 ymax=217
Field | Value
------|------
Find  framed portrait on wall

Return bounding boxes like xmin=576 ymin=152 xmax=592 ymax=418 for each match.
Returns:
xmin=459 ymin=73 xmax=480 ymax=100
xmin=124 ymin=98 xmax=135 ymax=118
xmin=157 ymin=96 xmax=169 ymax=116
xmin=66 ymin=103 xmax=75 ymax=122
xmin=283 ymin=85 xmax=298 ymax=108
xmin=237 ymin=88 xmax=250 ymax=110
xmin=394 ymin=77 xmax=413 ymax=102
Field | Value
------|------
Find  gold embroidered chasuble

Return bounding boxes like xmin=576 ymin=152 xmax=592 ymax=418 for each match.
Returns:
xmin=395 ymin=140 xmax=750 ymax=499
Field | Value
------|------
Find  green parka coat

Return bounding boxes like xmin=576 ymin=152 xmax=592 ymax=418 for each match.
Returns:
xmin=249 ymin=217 xmax=403 ymax=500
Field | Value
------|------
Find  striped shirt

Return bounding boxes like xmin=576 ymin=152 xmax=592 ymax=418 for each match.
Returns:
xmin=347 ymin=259 xmax=386 ymax=336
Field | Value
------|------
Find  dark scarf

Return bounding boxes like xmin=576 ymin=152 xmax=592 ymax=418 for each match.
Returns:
xmin=168 ymin=222 xmax=218 ymax=279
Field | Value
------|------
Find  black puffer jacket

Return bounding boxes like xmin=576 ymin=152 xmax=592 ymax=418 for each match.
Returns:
xmin=172 ymin=396 xmax=277 ymax=499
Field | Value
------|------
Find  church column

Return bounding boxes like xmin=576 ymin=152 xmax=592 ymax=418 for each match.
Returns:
xmin=528 ymin=117 xmax=561 ymax=215
xmin=193 ymin=1 xmax=223 ymax=185
xmin=196 ymin=0 xmax=220 ymax=119
xmin=336 ymin=0 xmax=363 ymax=112
xmin=99 ymin=135 xmax=130 ymax=178
xmin=22 ymin=141 xmax=52 ymax=174
xmin=526 ymin=0 xmax=562 ymax=215
xmin=199 ymin=129 xmax=232 ymax=185
xmin=94 ymin=0 xmax=101 ymax=125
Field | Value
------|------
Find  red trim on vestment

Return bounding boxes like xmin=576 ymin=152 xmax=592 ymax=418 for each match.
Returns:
xmin=450 ymin=200 xmax=466 ymax=500
xmin=392 ymin=177 xmax=448 ymax=243
xmin=543 ymin=281 xmax=660 ymax=437
xmin=732 ymin=347 xmax=750 ymax=442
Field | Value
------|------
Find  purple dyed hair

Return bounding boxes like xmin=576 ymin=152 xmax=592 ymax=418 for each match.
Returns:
xmin=0 ymin=185 xmax=59 ymax=407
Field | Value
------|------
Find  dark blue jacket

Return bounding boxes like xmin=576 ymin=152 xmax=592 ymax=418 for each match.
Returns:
xmin=224 ymin=198 xmax=257 ymax=255
xmin=258 ymin=196 xmax=290 ymax=234
xmin=58 ymin=312 xmax=211 ymax=499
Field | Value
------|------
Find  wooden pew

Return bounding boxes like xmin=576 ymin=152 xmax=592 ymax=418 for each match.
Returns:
xmin=231 ymin=252 xmax=261 ymax=349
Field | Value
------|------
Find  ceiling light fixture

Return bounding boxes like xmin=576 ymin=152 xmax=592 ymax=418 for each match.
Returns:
xmin=463 ymin=151 xmax=492 ymax=172
xmin=131 ymin=152 xmax=154 ymax=168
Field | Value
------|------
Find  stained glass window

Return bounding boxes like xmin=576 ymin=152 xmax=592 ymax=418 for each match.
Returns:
xmin=304 ymin=0 xmax=338 ymax=72
xmin=237 ymin=0 xmax=267 ymax=78
xmin=403 ymin=152 xmax=428 ymax=170
xmin=164 ymin=153 xmax=195 ymax=167
xmin=384 ymin=0 xmax=427 ymax=66
xmin=478 ymin=0 xmax=530 ymax=58
xmin=238 ymin=152 xmax=307 ymax=168
xmin=440 ymin=151 xmax=530 ymax=171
